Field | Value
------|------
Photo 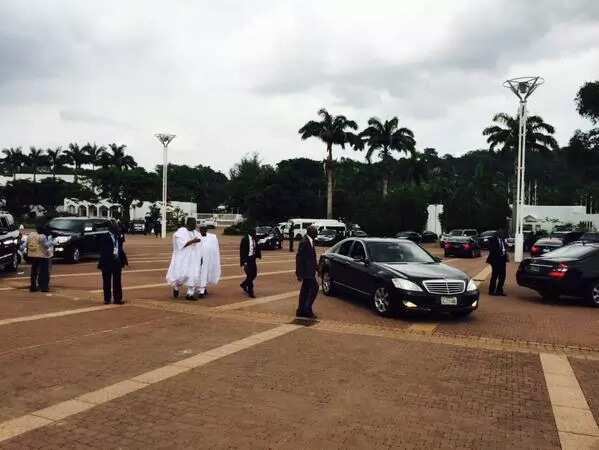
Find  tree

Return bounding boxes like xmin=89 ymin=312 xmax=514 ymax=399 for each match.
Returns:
xmin=26 ymin=147 xmax=48 ymax=182
xmin=64 ymin=143 xmax=87 ymax=183
xmin=298 ymin=108 xmax=362 ymax=218
xmin=82 ymin=142 xmax=107 ymax=172
xmin=360 ymin=117 xmax=416 ymax=197
xmin=576 ymin=81 xmax=599 ymax=124
xmin=105 ymin=143 xmax=137 ymax=171
xmin=1 ymin=147 xmax=25 ymax=180
xmin=46 ymin=147 xmax=68 ymax=180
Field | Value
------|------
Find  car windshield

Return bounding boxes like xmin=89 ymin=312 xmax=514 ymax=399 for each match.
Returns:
xmin=367 ymin=241 xmax=435 ymax=263
xmin=47 ymin=219 xmax=83 ymax=232
xmin=544 ymin=244 xmax=598 ymax=259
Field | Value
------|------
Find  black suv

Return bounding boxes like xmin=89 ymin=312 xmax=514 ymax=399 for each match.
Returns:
xmin=45 ymin=217 xmax=112 ymax=263
xmin=0 ymin=212 xmax=20 ymax=272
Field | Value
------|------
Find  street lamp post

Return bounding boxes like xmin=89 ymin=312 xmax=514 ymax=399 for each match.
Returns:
xmin=503 ymin=76 xmax=544 ymax=262
xmin=154 ymin=133 xmax=176 ymax=239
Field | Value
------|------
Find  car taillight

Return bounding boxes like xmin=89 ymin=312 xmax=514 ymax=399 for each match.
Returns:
xmin=463 ymin=243 xmax=471 ymax=250
xmin=531 ymin=245 xmax=540 ymax=256
xmin=549 ymin=263 xmax=568 ymax=279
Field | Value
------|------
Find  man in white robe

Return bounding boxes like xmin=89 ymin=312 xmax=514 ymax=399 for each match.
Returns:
xmin=195 ymin=225 xmax=221 ymax=296
xmin=166 ymin=217 xmax=201 ymax=300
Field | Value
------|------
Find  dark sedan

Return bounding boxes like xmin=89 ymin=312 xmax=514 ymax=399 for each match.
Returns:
xmin=479 ymin=230 xmax=497 ymax=250
xmin=314 ymin=229 xmax=344 ymax=246
xmin=516 ymin=243 xmax=599 ymax=306
xmin=530 ymin=237 xmax=564 ymax=257
xmin=319 ymin=238 xmax=479 ymax=317
xmin=395 ymin=231 xmax=422 ymax=243
xmin=421 ymin=231 xmax=438 ymax=243
xmin=256 ymin=226 xmax=283 ymax=250
xmin=443 ymin=236 xmax=481 ymax=258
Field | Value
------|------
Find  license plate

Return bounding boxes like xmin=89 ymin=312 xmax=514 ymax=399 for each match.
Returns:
xmin=441 ymin=296 xmax=458 ymax=305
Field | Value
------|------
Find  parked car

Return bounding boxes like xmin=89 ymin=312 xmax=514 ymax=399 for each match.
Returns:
xmin=256 ymin=226 xmax=282 ymax=250
xmin=579 ymin=232 xmax=599 ymax=243
xmin=0 ymin=212 xmax=20 ymax=272
xmin=440 ymin=229 xmax=478 ymax=248
xmin=516 ymin=242 xmax=599 ymax=306
xmin=443 ymin=236 xmax=481 ymax=258
xmin=421 ymin=231 xmax=438 ymax=243
xmin=200 ymin=218 xmax=217 ymax=229
xmin=396 ymin=231 xmax=422 ymax=243
xmin=479 ymin=230 xmax=497 ymax=250
xmin=43 ymin=217 xmax=112 ymax=263
xmin=314 ymin=229 xmax=344 ymax=246
xmin=319 ymin=238 xmax=479 ymax=317
xmin=530 ymin=237 xmax=565 ymax=257
xmin=347 ymin=224 xmax=367 ymax=237
xmin=551 ymin=231 xmax=585 ymax=245
xmin=129 ymin=220 xmax=146 ymax=234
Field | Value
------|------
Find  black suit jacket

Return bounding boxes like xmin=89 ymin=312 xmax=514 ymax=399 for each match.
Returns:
xmin=98 ymin=232 xmax=128 ymax=270
xmin=296 ymin=237 xmax=317 ymax=280
xmin=240 ymin=235 xmax=261 ymax=266
xmin=486 ymin=235 xmax=508 ymax=265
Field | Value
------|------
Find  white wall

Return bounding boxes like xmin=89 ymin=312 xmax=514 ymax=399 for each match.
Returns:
xmin=130 ymin=201 xmax=197 ymax=220
xmin=426 ymin=204 xmax=443 ymax=234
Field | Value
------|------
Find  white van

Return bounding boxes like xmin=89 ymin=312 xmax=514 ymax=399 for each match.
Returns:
xmin=312 ymin=220 xmax=347 ymax=235
xmin=289 ymin=218 xmax=318 ymax=239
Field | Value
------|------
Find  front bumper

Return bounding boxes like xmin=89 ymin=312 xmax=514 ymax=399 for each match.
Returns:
xmin=391 ymin=289 xmax=479 ymax=312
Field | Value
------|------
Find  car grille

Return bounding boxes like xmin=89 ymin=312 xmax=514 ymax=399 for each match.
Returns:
xmin=422 ymin=279 xmax=465 ymax=295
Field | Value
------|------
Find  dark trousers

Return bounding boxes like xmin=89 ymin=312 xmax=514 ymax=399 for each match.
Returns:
xmin=489 ymin=262 xmax=506 ymax=294
xmin=289 ymin=234 xmax=294 ymax=252
xmin=242 ymin=257 xmax=257 ymax=294
xmin=297 ymin=278 xmax=319 ymax=315
xmin=30 ymin=258 xmax=50 ymax=292
xmin=102 ymin=267 xmax=122 ymax=303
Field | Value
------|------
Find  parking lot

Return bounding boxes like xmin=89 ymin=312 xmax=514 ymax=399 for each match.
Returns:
xmin=0 ymin=231 xmax=598 ymax=449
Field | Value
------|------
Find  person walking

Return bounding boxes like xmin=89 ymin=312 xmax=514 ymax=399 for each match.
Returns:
xmin=26 ymin=225 xmax=53 ymax=292
xmin=295 ymin=225 xmax=319 ymax=319
xmin=288 ymin=221 xmax=294 ymax=252
xmin=240 ymin=229 xmax=261 ymax=298
xmin=154 ymin=221 xmax=161 ymax=238
xmin=98 ymin=221 xmax=129 ymax=304
xmin=166 ymin=217 xmax=201 ymax=300
xmin=487 ymin=229 xmax=508 ymax=296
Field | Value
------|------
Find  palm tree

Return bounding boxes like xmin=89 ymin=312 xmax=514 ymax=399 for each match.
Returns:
xmin=46 ymin=147 xmax=67 ymax=180
xmin=106 ymin=143 xmax=137 ymax=171
xmin=483 ymin=112 xmax=558 ymax=232
xmin=298 ymin=108 xmax=361 ymax=218
xmin=27 ymin=146 xmax=48 ymax=182
xmin=64 ymin=143 xmax=87 ymax=183
xmin=1 ymin=147 xmax=25 ymax=180
xmin=360 ymin=117 xmax=416 ymax=197
xmin=82 ymin=142 xmax=107 ymax=172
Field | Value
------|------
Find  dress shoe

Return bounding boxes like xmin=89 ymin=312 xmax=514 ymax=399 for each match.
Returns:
xmin=496 ymin=292 xmax=507 ymax=296
xmin=248 ymin=292 xmax=256 ymax=299
xmin=306 ymin=312 xmax=318 ymax=319
xmin=185 ymin=294 xmax=195 ymax=301
xmin=240 ymin=283 xmax=248 ymax=293
xmin=173 ymin=289 xmax=179 ymax=299
xmin=104 ymin=300 xmax=111 ymax=305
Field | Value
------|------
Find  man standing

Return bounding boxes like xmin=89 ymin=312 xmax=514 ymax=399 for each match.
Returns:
xmin=487 ymin=229 xmax=508 ymax=296
xmin=98 ymin=221 xmax=128 ymax=304
xmin=296 ymin=225 xmax=319 ymax=319
xmin=26 ymin=225 xmax=52 ymax=292
xmin=288 ymin=221 xmax=294 ymax=252
xmin=166 ymin=217 xmax=201 ymax=300
xmin=197 ymin=225 xmax=221 ymax=296
xmin=240 ymin=229 xmax=261 ymax=298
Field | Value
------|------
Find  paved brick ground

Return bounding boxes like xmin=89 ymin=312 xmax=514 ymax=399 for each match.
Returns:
xmin=570 ymin=357 xmax=599 ymax=423
xmin=0 ymin=329 xmax=559 ymax=449
xmin=0 ymin=289 xmax=97 ymax=320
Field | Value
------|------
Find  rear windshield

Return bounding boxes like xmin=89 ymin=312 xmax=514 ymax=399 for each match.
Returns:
xmin=256 ymin=227 xmax=272 ymax=234
xmin=464 ymin=230 xmax=477 ymax=236
xmin=47 ymin=219 xmax=83 ymax=232
xmin=543 ymin=245 xmax=598 ymax=259
xmin=449 ymin=230 xmax=463 ymax=236
xmin=366 ymin=241 xmax=435 ymax=263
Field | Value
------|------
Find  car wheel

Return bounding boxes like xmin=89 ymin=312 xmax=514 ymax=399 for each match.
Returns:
xmin=587 ymin=281 xmax=599 ymax=307
xmin=372 ymin=286 xmax=393 ymax=316
xmin=70 ymin=247 xmax=81 ymax=264
xmin=321 ymin=271 xmax=335 ymax=296
xmin=5 ymin=252 xmax=19 ymax=272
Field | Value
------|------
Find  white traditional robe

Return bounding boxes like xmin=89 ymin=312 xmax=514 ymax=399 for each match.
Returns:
xmin=166 ymin=227 xmax=196 ymax=288
xmin=190 ymin=230 xmax=208 ymax=290
xmin=204 ymin=233 xmax=221 ymax=285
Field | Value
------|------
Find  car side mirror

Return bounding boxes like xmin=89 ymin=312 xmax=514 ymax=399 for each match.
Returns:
xmin=433 ymin=256 xmax=441 ymax=263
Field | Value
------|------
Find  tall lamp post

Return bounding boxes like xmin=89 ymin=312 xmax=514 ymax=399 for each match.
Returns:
xmin=154 ymin=133 xmax=176 ymax=239
xmin=503 ymin=76 xmax=543 ymax=262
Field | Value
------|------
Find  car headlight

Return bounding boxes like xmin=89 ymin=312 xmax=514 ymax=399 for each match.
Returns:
xmin=54 ymin=236 xmax=72 ymax=244
xmin=466 ymin=279 xmax=478 ymax=292
xmin=391 ymin=278 xmax=423 ymax=292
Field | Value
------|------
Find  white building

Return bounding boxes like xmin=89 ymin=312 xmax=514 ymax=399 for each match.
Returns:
xmin=521 ymin=205 xmax=599 ymax=231
xmin=130 ymin=201 xmax=197 ymax=221
xmin=426 ymin=204 xmax=443 ymax=234
xmin=0 ymin=173 xmax=76 ymax=186
xmin=60 ymin=198 xmax=122 ymax=218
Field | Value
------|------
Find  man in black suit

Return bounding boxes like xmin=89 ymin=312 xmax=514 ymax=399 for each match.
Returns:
xmin=98 ymin=221 xmax=129 ymax=304
xmin=240 ymin=229 xmax=261 ymax=298
xmin=296 ymin=225 xmax=319 ymax=318
xmin=288 ymin=222 xmax=294 ymax=252
xmin=487 ymin=229 xmax=508 ymax=296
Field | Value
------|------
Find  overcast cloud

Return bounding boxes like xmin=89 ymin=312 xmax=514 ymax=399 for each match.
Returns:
xmin=1 ymin=0 xmax=598 ymax=174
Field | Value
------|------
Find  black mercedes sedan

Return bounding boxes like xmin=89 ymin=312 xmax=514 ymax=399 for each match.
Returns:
xmin=395 ymin=231 xmax=422 ymax=243
xmin=443 ymin=236 xmax=481 ymax=258
xmin=516 ymin=243 xmax=599 ymax=306
xmin=319 ymin=238 xmax=479 ymax=317
xmin=314 ymin=229 xmax=344 ymax=247
xmin=530 ymin=237 xmax=564 ymax=257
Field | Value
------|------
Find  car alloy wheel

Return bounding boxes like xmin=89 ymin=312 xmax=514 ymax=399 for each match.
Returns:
xmin=321 ymin=271 xmax=334 ymax=296
xmin=6 ymin=252 xmax=18 ymax=272
xmin=71 ymin=247 xmax=81 ymax=263
xmin=373 ymin=287 xmax=392 ymax=316
xmin=590 ymin=282 xmax=599 ymax=307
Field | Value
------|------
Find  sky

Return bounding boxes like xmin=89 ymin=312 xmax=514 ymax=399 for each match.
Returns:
xmin=1 ymin=0 xmax=598 ymax=175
